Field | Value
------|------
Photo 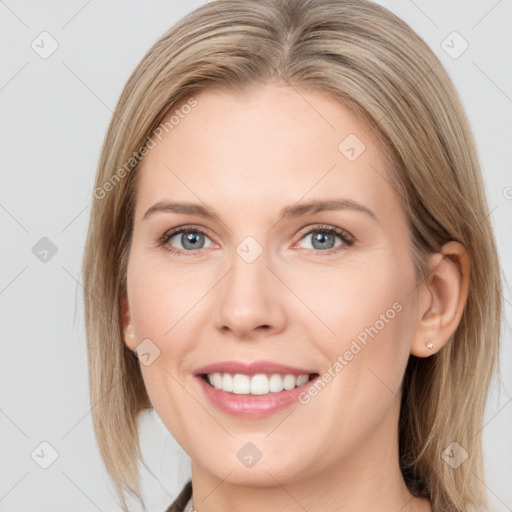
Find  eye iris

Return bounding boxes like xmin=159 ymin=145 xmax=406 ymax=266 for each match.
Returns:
xmin=170 ymin=228 xmax=342 ymax=252
xmin=312 ymin=231 xmax=335 ymax=250
xmin=182 ymin=231 xmax=204 ymax=250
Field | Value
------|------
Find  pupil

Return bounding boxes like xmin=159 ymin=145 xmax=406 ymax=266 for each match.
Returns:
xmin=183 ymin=232 xmax=203 ymax=250
xmin=312 ymin=231 xmax=334 ymax=250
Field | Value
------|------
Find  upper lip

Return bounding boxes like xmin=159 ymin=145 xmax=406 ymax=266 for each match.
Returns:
xmin=194 ymin=360 xmax=318 ymax=376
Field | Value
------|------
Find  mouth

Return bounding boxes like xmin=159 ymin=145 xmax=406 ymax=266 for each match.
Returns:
xmin=193 ymin=360 xmax=321 ymax=417
xmin=199 ymin=372 xmax=319 ymax=396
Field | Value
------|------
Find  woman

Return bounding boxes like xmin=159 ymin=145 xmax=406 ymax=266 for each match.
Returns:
xmin=82 ymin=1 xmax=502 ymax=511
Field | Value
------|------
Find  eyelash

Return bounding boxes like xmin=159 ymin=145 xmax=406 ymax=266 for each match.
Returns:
xmin=157 ymin=223 xmax=355 ymax=257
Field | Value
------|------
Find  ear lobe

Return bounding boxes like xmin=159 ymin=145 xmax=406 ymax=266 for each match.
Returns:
xmin=121 ymin=294 xmax=137 ymax=350
xmin=410 ymin=241 xmax=470 ymax=358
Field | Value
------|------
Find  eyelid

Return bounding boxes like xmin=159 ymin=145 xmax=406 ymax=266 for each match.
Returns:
xmin=160 ymin=223 xmax=212 ymax=240
xmin=292 ymin=223 xmax=355 ymax=254
xmin=157 ymin=224 xmax=215 ymax=253
xmin=295 ymin=223 xmax=354 ymax=245
xmin=158 ymin=223 xmax=355 ymax=255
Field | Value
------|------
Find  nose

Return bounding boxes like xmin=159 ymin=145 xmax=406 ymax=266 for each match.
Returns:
xmin=213 ymin=242 xmax=287 ymax=341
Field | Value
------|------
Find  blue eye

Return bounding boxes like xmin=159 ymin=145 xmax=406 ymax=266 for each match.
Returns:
xmin=158 ymin=224 xmax=354 ymax=256
xmin=296 ymin=224 xmax=354 ymax=253
xmin=160 ymin=227 xmax=214 ymax=254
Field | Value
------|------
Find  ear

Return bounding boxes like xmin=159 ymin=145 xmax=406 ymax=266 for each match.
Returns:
xmin=410 ymin=241 xmax=470 ymax=357
xmin=121 ymin=293 xmax=137 ymax=351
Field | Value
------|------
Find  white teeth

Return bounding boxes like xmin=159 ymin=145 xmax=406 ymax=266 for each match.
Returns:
xmin=269 ymin=373 xmax=284 ymax=392
xmin=296 ymin=374 xmax=309 ymax=386
xmin=283 ymin=374 xmax=296 ymax=390
xmin=212 ymin=373 xmax=222 ymax=389
xmin=206 ymin=372 xmax=311 ymax=395
xmin=250 ymin=374 xmax=269 ymax=395
xmin=232 ymin=374 xmax=250 ymax=394
xmin=222 ymin=373 xmax=233 ymax=392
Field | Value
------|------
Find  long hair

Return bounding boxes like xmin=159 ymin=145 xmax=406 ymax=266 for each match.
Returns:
xmin=82 ymin=1 xmax=502 ymax=510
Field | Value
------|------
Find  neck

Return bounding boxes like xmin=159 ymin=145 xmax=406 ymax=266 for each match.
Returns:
xmin=188 ymin=397 xmax=431 ymax=512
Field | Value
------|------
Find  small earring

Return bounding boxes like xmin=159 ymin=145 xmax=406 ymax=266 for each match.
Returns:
xmin=126 ymin=325 xmax=138 ymax=356
xmin=126 ymin=324 xmax=135 ymax=338
xmin=426 ymin=341 xmax=434 ymax=350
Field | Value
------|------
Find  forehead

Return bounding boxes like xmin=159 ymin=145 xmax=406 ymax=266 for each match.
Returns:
xmin=134 ymin=83 xmax=402 ymax=224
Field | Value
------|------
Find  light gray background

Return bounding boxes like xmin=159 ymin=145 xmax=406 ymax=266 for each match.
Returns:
xmin=0 ymin=1 xmax=511 ymax=511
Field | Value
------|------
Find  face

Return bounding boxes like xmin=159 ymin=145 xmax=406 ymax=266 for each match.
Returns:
xmin=124 ymin=83 xmax=421 ymax=488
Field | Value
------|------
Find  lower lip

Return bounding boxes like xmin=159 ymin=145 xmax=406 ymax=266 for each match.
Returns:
xmin=195 ymin=374 xmax=320 ymax=418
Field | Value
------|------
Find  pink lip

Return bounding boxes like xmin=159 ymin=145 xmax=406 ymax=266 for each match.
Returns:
xmin=194 ymin=373 xmax=320 ymax=419
xmin=194 ymin=360 xmax=316 ymax=376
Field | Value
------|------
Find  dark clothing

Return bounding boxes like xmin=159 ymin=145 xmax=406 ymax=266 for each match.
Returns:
xmin=165 ymin=480 xmax=193 ymax=512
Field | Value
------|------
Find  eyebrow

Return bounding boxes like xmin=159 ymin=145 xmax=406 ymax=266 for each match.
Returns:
xmin=142 ymin=199 xmax=376 ymax=222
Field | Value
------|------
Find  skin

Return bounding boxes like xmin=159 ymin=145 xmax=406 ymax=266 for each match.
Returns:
xmin=123 ymin=82 xmax=469 ymax=512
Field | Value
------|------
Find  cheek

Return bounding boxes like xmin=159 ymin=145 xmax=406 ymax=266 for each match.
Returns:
xmin=127 ymin=254 xmax=206 ymax=341
xmin=125 ymin=254 xmax=218 ymax=412
xmin=295 ymin=266 xmax=416 ymax=454
xmin=126 ymin=263 xmax=201 ymax=426
xmin=314 ymin=254 xmax=416 ymax=392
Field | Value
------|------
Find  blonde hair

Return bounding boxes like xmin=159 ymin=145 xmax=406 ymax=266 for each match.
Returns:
xmin=82 ymin=0 xmax=502 ymax=510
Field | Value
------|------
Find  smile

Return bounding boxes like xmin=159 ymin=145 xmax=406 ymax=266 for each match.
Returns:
xmin=203 ymin=372 xmax=316 ymax=395
xmin=195 ymin=372 xmax=320 ymax=419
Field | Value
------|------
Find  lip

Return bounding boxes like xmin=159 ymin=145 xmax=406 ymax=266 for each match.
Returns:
xmin=194 ymin=360 xmax=316 ymax=377
xmin=195 ymin=374 xmax=320 ymax=418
